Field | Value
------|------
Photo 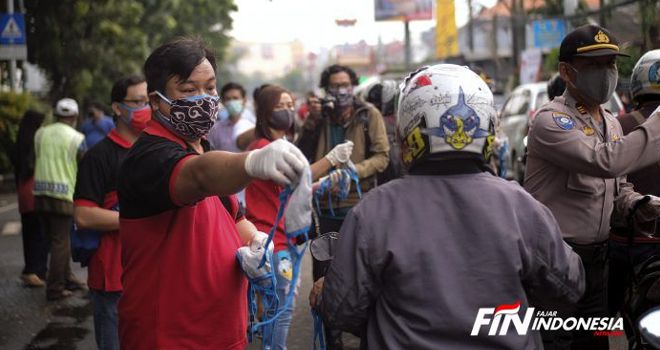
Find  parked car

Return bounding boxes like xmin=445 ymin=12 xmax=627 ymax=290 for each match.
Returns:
xmin=499 ymin=82 xmax=624 ymax=183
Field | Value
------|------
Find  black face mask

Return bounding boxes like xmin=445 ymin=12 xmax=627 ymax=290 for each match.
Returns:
xmin=269 ymin=109 xmax=294 ymax=130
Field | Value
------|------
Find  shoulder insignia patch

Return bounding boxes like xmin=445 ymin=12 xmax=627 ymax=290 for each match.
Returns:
xmin=552 ymin=113 xmax=575 ymax=130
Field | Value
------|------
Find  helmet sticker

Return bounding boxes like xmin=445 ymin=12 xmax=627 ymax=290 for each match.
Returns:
xmin=423 ymin=87 xmax=490 ymax=150
xmin=649 ymin=61 xmax=660 ymax=86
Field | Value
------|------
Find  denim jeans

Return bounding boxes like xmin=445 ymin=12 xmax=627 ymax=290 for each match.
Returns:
xmin=89 ymin=289 xmax=121 ymax=350
xmin=263 ymin=249 xmax=299 ymax=350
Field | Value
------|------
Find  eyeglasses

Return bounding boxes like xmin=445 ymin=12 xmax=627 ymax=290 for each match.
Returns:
xmin=123 ymin=99 xmax=149 ymax=107
xmin=328 ymin=82 xmax=352 ymax=90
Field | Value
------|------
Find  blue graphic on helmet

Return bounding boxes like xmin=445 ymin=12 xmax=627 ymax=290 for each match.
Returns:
xmin=424 ymin=87 xmax=490 ymax=150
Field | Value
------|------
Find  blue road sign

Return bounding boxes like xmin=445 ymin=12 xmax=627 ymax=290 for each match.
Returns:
xmin=0 ymin=14 xmax=26 ymax=45
xmin=533 ymin=19 xmax=566 ymax=49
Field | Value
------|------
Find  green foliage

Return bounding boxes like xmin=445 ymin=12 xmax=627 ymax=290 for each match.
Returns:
xmin=0 ymin=92 xmax=49 ymax=173
xmin=24 ymin=0 xmax=236 ymax=106
xmin=542 ymin=48 xmax=560 ymax=78
xmin=617 ymin=46 xmax=642 ymax=78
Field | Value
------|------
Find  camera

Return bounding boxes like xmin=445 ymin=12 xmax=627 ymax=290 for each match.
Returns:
xmin=319 ymin=95 xmax=337 ymax=117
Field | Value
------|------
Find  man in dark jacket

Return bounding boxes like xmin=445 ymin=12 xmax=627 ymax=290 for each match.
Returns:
xmin=310 ymin=64 xmax=585 ymax=349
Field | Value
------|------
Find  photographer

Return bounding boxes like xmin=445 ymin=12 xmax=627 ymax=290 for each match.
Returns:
xmin=297 ymin=64 xmax=389 ymax=349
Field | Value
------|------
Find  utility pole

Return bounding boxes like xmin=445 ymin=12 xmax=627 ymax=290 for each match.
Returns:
xmin=599 ymin=0 xmax=606 ymax=26
xmin=404 ymin=20 xmax=411 ymax=71
xmin=510 ymin=0 xmax=520 ymax=70
xmin=7 ymin=0 xmax=16 ymax=91
xmin=468 ymin=0 xmax=474 ymax=53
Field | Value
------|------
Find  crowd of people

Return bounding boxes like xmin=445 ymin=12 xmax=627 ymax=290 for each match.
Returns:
xmin=9 ymin=23 xmax=660 ymax=350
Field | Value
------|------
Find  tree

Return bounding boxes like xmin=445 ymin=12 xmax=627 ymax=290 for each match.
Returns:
xmin=23 ymin=0 xmax=236 ymax=106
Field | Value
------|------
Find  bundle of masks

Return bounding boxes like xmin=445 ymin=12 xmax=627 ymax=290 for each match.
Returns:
xmin=236 ymin=167 xmax=316 ymax=350
xmin=313 ymin=161 xmax=362 ymax=217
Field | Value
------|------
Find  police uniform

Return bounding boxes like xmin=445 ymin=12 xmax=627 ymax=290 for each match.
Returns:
xmin=524 ymin=25 xmax=660 ymax=349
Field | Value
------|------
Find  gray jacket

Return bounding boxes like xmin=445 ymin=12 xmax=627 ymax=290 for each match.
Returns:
xmin=319 ymin=172 xmax=585 ymax=349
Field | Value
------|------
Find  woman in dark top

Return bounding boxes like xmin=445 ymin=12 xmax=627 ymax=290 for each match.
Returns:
xmin=12 ymin=110 xmax=49 ymax=287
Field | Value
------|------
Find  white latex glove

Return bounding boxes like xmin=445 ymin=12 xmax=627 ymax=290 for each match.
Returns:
xmin=245 ymin=139 xmax=309 ymax=185
xmin=636 ymin=195 xmax=660 ymax=223
xmin=325 ymin=140 xmax=354 ymax=166
xmin=249 ymin=231 xmax=274 ymax=254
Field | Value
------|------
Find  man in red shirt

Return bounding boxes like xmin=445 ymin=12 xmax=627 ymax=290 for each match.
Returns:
xmin=74 ymin=75 xmax=151 ymax=350
xmin=117 ymin=38 xmax=308 ymax=350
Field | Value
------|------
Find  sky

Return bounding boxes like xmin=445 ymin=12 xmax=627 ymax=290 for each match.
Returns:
xmin=229 ymin=0 xmax=497 ymax=51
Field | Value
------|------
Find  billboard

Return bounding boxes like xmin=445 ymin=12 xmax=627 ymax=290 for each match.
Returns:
xmin=435 ymin=0 xmax=458 ymax=59
xmin=375 ymin=0 xmax=433 ymax=21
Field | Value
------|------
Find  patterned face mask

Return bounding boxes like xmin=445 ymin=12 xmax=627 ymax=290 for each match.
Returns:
xmin=154 ymin=91 xmax=221 ymax=139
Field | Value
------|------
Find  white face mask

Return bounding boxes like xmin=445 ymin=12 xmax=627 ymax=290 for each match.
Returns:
xmin=284 ymin=167 xmax=312 ymax=236
xmin=566 ymin=64 xmax=618 ymax=105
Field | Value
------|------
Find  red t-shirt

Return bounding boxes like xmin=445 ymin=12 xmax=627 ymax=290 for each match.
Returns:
xmin=117 ymin=121 xmax=247 ymax=350
xmin=73 ymin=129 xmax=131 ymax=292
xmin=245 ymin=138 xmax=289 ymax=252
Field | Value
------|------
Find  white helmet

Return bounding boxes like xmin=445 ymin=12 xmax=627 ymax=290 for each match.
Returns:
xmin=397 ymin=64 xmax=496 ymax=168
xmin=630 ymin=49 xmax=660 ymax=102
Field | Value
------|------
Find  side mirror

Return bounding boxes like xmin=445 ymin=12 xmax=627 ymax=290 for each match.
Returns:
xmin=309 ymin=232 xmax=339 ymax=262
xmin=639 ymin=306 xmax=660 ymax=348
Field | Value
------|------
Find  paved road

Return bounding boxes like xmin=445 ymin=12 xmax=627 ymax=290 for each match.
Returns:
xmin=0 ymin=193 xmax=95 ymax=350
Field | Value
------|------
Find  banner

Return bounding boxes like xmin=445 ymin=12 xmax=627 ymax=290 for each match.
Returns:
xmin=520 ymin=48 xmax=542 ymax=85
xmin=375 ymin=0 xmax=433 ymax=21
xmin=435 ymin=0 xmax=458 ymax=59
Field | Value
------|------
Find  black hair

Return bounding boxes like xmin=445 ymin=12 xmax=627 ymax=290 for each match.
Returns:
xmin=220 ymin=82 xmax=246 ymax=99
xmin=547 ymin=73 xmax=566 ymax=101
xmin=13 ymin=110 xmax=45 ymax=181
xmin=144 ymin=37 xmax=216 ymax=94
xmin=252 ymin=83 xmax=272 ymax=102
xmin=319 ymin=64 xmax=359 ymax=89
xmin=88 ymin=101 xmax=106 ymax=112
xmin=111 ymin=75 xmax=146 ymax=103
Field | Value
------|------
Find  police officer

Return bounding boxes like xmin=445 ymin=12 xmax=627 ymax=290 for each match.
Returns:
xmin=524 ymin=25 xmax=660 ymax=349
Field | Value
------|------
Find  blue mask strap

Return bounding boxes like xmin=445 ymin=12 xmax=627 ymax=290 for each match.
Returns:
xmin=312 ymin=309 xmax=327 ymax=350
xmin=249 ymin=186 xmax=311 ymax=341
xmin=154 ymin=90 xmax=173 ymax=105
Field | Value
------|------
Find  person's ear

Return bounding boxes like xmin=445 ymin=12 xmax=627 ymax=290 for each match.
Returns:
xmin=149 ymin=93 xmax=160 ymax=111
xmin=111 ymin=102 xmax=123 ymax=118
xmin=558 ymin=62 xmax=573 ymax=83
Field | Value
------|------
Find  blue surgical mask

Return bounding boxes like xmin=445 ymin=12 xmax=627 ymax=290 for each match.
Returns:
xmin=225 ymin=100 xmax=244 ymax=117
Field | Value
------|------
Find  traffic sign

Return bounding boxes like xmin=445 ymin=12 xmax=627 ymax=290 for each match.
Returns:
xmin=0 ymin=13 xmax=26 ymax=45
xmin=532 ymin=19 xmax=567 ymax=50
